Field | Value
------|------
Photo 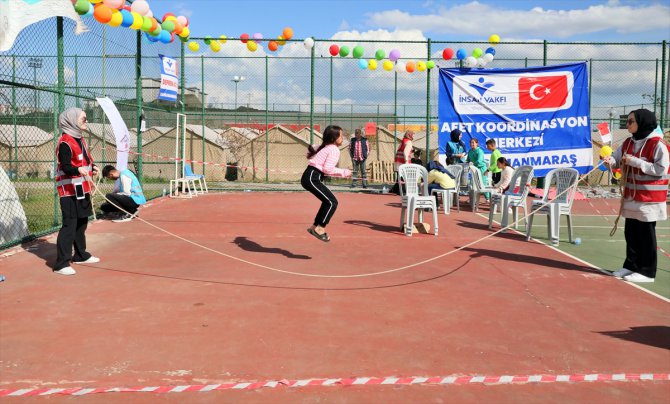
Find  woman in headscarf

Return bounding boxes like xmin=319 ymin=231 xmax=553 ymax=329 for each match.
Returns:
xmin=53 ymin=108 xmax=100 ymax=276
xmin=605 ymin=109 xmax=669 ymax=283
xmin=445 ymin=129 xmax=467 ymax=164
xmin=391 ymin=130 xmax=415 ymax=194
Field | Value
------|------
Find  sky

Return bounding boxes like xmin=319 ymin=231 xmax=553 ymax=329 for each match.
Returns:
xmin=160 ymin=0 xmax=670 ymax=42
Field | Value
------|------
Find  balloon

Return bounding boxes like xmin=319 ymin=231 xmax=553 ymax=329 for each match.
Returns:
xmin=145 ymin=32 xmax=158 ymax=43
xmin=252 ymin=33 xmax=263 ymax=40
xmin=476 ymin=58 xmax=486 ymax=68
xmin=129 ymin=12 xmax=143 ymax=29
xmin=93 ymin=4 xmax=113 ymax=23
xmin=74 ymin=0 xmax=90 ymax=15
xmin=483 ymin=53 xmax=494 ymax=63
xmin=329 ymin=44 xmax=339 ymax=56
xmin=613 ymin=169 xmax=622 ymax=179
xmin=464 ymin=56 xmax=477 ymax=67
xmin=204 ymin=35 xmax=212 ymax=45
xmin=456 ymin=48 xmax=467 ymax=60
xmin=303 ymin=37 xmax=314 ymax=50
xmin=282 ymin=27 xmax=294 ymax=40
xmin=489 ymin=34 xmax=500 ymax=45
xmin=158 ymin=30 xmax=171 ymax=44
xmin=172 ymin=22 xmax=183 ymax=35
xmin=90 ymin=0 xmax=102 ymax=3
xmin=406 ymin=61 xmax=415 ymax=73
xmin=247 ymin=41 xmax=258 ymax=52
xmin=472 ymin=47 xmax=483 ymax=58
xmin=442 ymin=48 xmax=454 ymax=60
xmin=268 ymin=40 xmax=278 ymax=51
xmin=417 ymin=61 xmax=426 ymax=71
xmin=176 ymin=15 xmax=189 ymax=27
xmin=277 ymin=35 xmax=286 ymax=46
xmin=210 ymin=40 xmax=221 ymax=52
xmin=599 ymin=145 xmax=613 ymax=158
xmin=162 ymin=12 xmax=176 ymax=22
xmin=597 ymin=161 xmax=608 ymax=171
xmin=339 ymin=46 xmax=350 ymax=57
xmin=368 ymin=59 xmax=377 ymax=70
xmin=140 ymin=16 xmax=153 ymax=31
xmin=219 ymin=35 xmax=227 ymax=43
xmin=383 ymin=60 xmax=393 ymax=71
xmin=240 ymin=33 xmax=249 ymax=43
xmin=375 ymin=49 xmax=385 ymax=60
xmin=352 ymin=45 xmax=364 ymax=59
xmin=178 ymin=26 xmax=190 ymax=38
xmin=103 ymin=0 xmax=124 ymax=8
xmin=178 ymin=35 xmax=188 ymax=43
xmin=85 ymin=3 xmax=94 ymax=16
xmin=148 ymin=24 xmax=161 ymax=36
xmin=389 ymin=49 xmax=400 ymax=62
xmin=145 ymin=10 xmax=152 ymax=19
xmin=485 ymin=47 xmax=496 ymax=55
xmin=161 ymin=20 xmax=175 ymax=33
xmin=395 ymin=61 xmax=406 ymax=73
xmin=120 ymin=9 xmax=133 ymax=27
xmin=130 ymin=0 xmax=149 ymax=15
xmin=358 ymin=59 xmax=367 ymax=70
xmin=426 ymin=60 xmax=436 ymax=69
xmin=107 ymin=9 xmax=122 ymax=27
xmin=188 ymin=41 xmax=199 ymax=52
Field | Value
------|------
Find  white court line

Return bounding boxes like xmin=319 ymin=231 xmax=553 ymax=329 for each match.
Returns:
xmin=479 ymin=213 xmax=670 ymax=303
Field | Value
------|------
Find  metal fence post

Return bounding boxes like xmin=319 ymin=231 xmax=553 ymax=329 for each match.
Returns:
xmin=135 ymin=31 xmax=143 ymax=179
xmin=425 ymin=38 xmax=431 ymax=164
xmin=11 ymin=55 xmax=17 ymax=177
xmin=376 ymin=104 xmax=380 ymax=160
xmin=329 ymin=55 xmax=333 ymax=125
xmin=543 ymin=40 xmax=547 ymax=66
xmin=309 ymin=40 xmax=315 ymax=144
xmin=660 ymin=40 xmax=667 ymax=127
xmin=394 ymin=70 xmax=397 ymax=154
xmin=56 ymin=17 xmax=64 ymax=113
xmin=75 ymin=55 xmax=80 ymax=108
xmin=654 ymin=58 xmax=658 ymax=115
xmin=265 ymin=55 xmax=269 ymax=182
xmin=588 ymin=59 xmax=592 ymax=118
xmin=201 ymin=55 xmax=205 ymax=176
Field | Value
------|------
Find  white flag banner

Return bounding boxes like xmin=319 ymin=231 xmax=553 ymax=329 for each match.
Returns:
xmin=96 ymin=97 xmax=130 ymax=171
xmin=0 ymin=0 xmax=87 ymax=52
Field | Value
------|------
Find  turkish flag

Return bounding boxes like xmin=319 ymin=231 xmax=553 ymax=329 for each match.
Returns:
xmin=518 ymin=75 xmax=569 ymax=110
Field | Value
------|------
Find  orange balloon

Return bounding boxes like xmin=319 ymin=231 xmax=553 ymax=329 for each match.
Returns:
xmin=172 ymin=22 xmax=183 ymax=35
xmin=93 ymin=4 xmax=113 ymax=23
xmin=268 ymin=41 xmax=279 ymax=52
xmin=406 ymin=61 xmax=416 ymax=73
xmin=149 ymin=17 xmax=158 ymax=32
xmin=282 ymin=27 xmax=293 ymax=40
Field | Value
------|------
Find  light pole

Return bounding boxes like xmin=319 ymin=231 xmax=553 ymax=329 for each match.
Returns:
xmin=231 ymin=75 xmax=245 ymax=125
xmin=28 ymin=57 xmax=42 ymax=116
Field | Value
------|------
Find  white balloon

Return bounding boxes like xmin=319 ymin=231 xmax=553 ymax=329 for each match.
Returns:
xmin=303 ymin=37 xmax=315 ymax=50
xmin=145 ymin=9 xmax=153 ymax=18
xmin=130 ymin=0 xmax=149 ymax=15
xmin=395 ymin=61 xmax=406 ymax=73
xmin=483 ymin=53 xmax=494 ymax=63
xmin=464 ymin=56 xmax=477 ymax=68
xmin=476 ymin=57 xmax=486 ymax=68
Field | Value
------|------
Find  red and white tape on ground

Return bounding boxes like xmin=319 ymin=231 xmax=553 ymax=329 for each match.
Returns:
xmin=1 ymin=372 xmax=668 ymax=397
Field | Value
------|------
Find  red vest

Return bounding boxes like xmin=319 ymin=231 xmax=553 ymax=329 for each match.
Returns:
xmin=622 ymin=136 xmax=670 ymax=203
xmin=55 ymin=134 xmax=93 ymax=198
xmin=395 ymin=138 xmax=412 ymax=164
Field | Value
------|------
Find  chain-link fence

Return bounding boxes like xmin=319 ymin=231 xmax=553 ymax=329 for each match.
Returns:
xmin=0 ymin=16 xmax=668 ymax=248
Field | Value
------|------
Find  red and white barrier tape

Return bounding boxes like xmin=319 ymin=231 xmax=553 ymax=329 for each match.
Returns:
xmin=1 ymin=372 xmax=668 ymax=396
xmin=658 ymin=246 xmax=670 ymax=259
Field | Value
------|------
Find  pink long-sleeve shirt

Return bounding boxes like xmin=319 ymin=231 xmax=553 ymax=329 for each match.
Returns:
xmin=308 ymin=144 xmax=350 ymax=177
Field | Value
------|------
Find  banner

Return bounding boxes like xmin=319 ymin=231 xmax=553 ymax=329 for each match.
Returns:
xmin=96 ymin=97 xmax=130 ymax=171
xmin=158 ymin=54 xmax=179 ymax=102
xmin=0 ymin=0 xmax=87 ymax=52
xmin=438 ymin=62 xmax=592 ymax=177
xmin=597 ymin=122 xmax=612 ymax=144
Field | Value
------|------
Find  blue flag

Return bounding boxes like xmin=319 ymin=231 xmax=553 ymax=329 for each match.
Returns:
xmin=158 ymin=54 xmax=179 ymax=102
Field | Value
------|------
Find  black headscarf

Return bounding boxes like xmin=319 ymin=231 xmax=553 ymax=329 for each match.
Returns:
xmin=450 ymin=129 xmax=464 ymax=146
xmin=631 ymin=109 xmax=657 ymax=140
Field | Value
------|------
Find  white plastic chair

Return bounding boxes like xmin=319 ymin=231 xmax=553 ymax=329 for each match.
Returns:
xmin=488 ymin=165 xmax=534 ymax=232
xmin=468 ymin=166 xmax=498 ymax=212
xmin=525 ymin=168 xmax=579 ymax=245
xmin=430 ymin=164 xmax=463 ymax=214
xmin=398 ymin=164 xmax=438 ymax=237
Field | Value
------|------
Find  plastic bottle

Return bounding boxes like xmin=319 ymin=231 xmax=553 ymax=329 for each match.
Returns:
xmin=162 ymin=187 xmax=166 ymax=197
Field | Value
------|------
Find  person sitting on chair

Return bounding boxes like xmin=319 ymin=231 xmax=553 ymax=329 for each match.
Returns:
xmin=101 ymin=165 xmax=146 ymax=222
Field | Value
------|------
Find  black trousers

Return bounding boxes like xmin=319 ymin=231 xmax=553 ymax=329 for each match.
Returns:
xmin=55 ymin=196 xmax=92 ymax=270
xmin=301 ymin=166 xmax=339 ymax=227
xmin=101 ymin=193 xmax=139 ymax=214
xmin=492 ymin=172 xmax=501 ymax=184
xmin=623 ymin=218 xmax=657 ymax=278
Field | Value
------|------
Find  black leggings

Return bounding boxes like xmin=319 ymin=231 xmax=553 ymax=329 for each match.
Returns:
xmin=623 ymin=218 xmax=657 ymax=278
xmin=101 ymin=193 xmax=139 ymax=214
xmin=301 ymin=166 xmax=339 ymax=227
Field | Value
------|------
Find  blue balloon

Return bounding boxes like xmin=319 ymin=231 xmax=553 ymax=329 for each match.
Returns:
xmin=456 ymin=48 xmax=467 ymax=60
xmin=485 ymin=47 xmax=496 ymax=56
xmin=358 ymin=59 xmax=367 ymax=70
xmin=159 ymin=30 xmax=171 ymax=44
xmin=145 ymin=33 xmax=158 ymax=43
xmin=84 ymin=2 xmax=93 ymax=16
xmin=120 ymin=10 xmax=133 ymax=28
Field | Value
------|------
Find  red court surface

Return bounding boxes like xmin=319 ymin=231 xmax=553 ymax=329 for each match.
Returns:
xmin=0 ymin=193 xmax=669 ymax=402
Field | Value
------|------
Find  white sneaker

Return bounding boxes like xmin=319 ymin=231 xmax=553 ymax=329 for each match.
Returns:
xmin=612 ymin=268 xmax=634 ymax=278
xmin=72 ymin=256 xmax=100 ymax=264
xmin=623 ymin=273 xmax=655 ymax=283
xmin=54 ymin=266 xmax=76 ymax=275
xmin=112 ymin=213 xmax=134 ymax=223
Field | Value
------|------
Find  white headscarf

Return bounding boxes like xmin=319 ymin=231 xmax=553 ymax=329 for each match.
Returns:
xmin=59 ymin=108 xmax=84 ymax=139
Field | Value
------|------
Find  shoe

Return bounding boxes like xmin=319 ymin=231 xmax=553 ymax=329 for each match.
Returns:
xmin=54 ymin=266 xmax=76 ymax=275
xmin=113 ymin=213 xmax=134 ymax=223
xmin=73 ymin=256 xmax=100 ymax=264
xmin=623 ymin=273 xmax=655 ymax=283
xmin=612 ymin=268 xmax=634 ymax=278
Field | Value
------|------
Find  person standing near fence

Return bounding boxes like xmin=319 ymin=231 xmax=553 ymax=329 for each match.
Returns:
xmin=349 ymin=129 xmax=369 ymax=188
xmin=605 ymin=109 xmax=669 ymax=283
xmin=53 ymin=108 xmax=100 ymax=276
xmin=302 ymin=125 xmax=352 ymax=242
xmin=391 ymin=130 xmax=414 ymax=194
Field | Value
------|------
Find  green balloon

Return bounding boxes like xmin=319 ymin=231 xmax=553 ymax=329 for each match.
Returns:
xmin=204 ymin=35 xmax=212 ymax=45
xmin=74 ymin=0 xmax=89 ymax=15
xmin=426 ymin=61 xmax=435 ymax=69
xmin=149 ymin=25 xmax=162 ymax=36
xmin=178 ymin=35 xmax=189 ymax=43
xmin=140 ymin=17 xmax=153 ymax=32
xmin=161 ymin=20 xmax=175 ymax=33
xmin=472 ymin=48 xmax=483 ymax=58
xmin=339 ymin=46 xmax=350 ymax=57
xmin=375 ymin=49 xmax=385 ymax=61
xmin=352 ymin=45 xmax=364 ymax=59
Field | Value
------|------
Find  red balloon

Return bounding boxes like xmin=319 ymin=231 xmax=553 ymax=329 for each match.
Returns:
xmin=162 ymin=12 xmax=175 ymax=22
xmin=442 ymin=48 xmax=454 ymax=60
xmin=240 ymin=33 xmax=249 ymax=43
xmin=329 ymin=44 xmax=339 ymax=57
xmin=268 ymin=41 xmax=279 ymax=52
